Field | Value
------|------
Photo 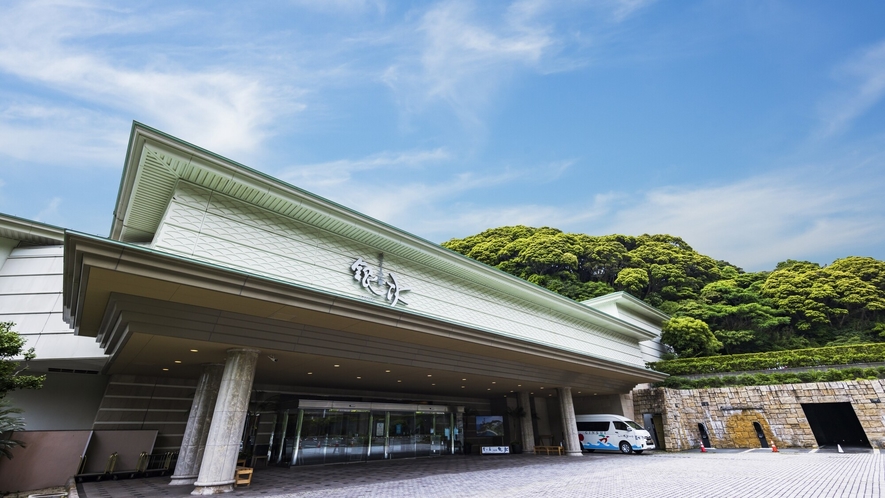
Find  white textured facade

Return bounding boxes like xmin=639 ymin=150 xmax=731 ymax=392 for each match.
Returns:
xmin=152 ymin=181 xmax=647 ymax=369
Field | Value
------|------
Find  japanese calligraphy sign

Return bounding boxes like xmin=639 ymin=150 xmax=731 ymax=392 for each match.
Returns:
xmin=350 ymin=257 xmax=410 ymax=306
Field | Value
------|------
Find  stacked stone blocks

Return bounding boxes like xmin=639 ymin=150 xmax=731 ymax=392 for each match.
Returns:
xmin=633 ymin=379 xmax=885 ymax=450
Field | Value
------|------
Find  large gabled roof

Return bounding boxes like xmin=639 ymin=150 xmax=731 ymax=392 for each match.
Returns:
xmin=109 ymin=122 xmax=659 ymax=341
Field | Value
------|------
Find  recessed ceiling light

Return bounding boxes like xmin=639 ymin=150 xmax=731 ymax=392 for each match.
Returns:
xmin=385 ymin=370 xmax=391 ymax=373
xmin=162 ymin=368 xmax=169 ymax=371
xmin=540 ymin=387 xmax=544 ymax=390
xmin=462 ymin=378 xmax=467 ymax=381
xmin=530 ymin=392 xmax=534 ymax=395
xmin=510 ymin=390 xmax=514 ymax=393
xmin=397 ymin=380 xmax=402 ymax=383
xmin=190 ymin=349 xmax=198 ymax=353
xmin=487 ymin=388 xmax=491 ymax=391
xmin=461 ymin=386 xmax=465 ymax=388
xmin=356 ymin=376 xmax=361 ymax=379
xmin=549 ymin=394 xmax=553 ymax=396
xmin=174 ymin=360 xmax=182 ymax=364
xmin=427 ymin=374 xmax=432 ymax=377
xmin=431 ymin=383 xmax=436 ymax=386
xmin=307 ymin=372 xmax=313 ymax=375
xmin=334 ymin=364 xmax=340 ymax=368
xmin=517 ymin=384 xmax=521 ymax=387
xmin=492 ymin=382 xmax=496 ymax=384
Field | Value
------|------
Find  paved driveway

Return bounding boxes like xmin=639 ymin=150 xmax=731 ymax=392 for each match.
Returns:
xmin=77 ymin=448 xmax=883 ymax=498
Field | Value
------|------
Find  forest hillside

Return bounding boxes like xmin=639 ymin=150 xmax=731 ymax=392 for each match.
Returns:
xmin=442 ymin=226 xmax=885 ymax=357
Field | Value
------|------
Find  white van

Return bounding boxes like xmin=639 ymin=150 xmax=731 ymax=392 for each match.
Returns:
xmin=575 ymin=414 xmax=655 ymax=455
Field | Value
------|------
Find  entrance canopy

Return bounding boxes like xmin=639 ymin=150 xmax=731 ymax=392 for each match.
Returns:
xmin=62 ymin=122 xmax=666 ymax=400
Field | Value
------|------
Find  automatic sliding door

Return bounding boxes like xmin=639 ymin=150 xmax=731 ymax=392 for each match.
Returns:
xmin=368 ymin=411 xmax=388 ymax=460
xmin=388 ymin=412 xmax=416 ymax=459
xmin=296 ymin=409 xmax=370 ymax=465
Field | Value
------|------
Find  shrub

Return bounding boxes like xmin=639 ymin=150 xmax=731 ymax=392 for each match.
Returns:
xmin=648 ymin=343 xmax=885 ymax=375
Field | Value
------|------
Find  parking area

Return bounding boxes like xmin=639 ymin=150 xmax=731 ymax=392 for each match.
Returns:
xmin=78 ymin=449 xmax=883 ymax=498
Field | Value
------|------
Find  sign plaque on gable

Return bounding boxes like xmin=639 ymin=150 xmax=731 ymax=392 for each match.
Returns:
xmin=350 ymin=257 xmax=410 ymax=306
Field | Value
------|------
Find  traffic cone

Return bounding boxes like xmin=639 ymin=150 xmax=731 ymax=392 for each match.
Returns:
xmin=700 ymin=442 xmax=707 ymax=453
xmin=771 ymin=443 xmax=778 ymax=453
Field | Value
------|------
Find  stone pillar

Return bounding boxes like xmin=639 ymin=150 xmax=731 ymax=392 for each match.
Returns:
xmin=170 ymin=364 xmax=224 ymax=485
xmin=518 ymin=391 xmax=535 ymax=453
xmin=192 ymin=348 xmax=259 ymax=495
xmin=455 ymin=406 xmax=465 ymax=454
xmin=558 ymin=387 xmax=582 ymax=456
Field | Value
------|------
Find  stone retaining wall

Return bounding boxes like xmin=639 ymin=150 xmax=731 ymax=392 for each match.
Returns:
xmin=633 ymin=379 xmax=885 ymax=450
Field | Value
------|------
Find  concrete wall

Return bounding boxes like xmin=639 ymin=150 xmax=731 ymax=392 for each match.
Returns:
xmin=92 ymin=374 xmax=197 ymax=452
xmin=633 ymin=379 xmax=885 ymax=451
xmin=6 ymin=372 xmax=108 ymax=430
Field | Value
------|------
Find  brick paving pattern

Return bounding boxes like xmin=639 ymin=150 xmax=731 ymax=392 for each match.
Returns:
xmin=78 ymin=449 xmax=883 ymax=498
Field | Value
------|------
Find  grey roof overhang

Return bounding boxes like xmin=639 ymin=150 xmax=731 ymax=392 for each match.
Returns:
xmin=62 ymin=231 xmax=668 ymax=384
xmin=107 ymin=122 xmax=659 ymax=342
xmin=583 ymin=291 xmax=671 ymax=326
xmin=0 ymin=213 xmax=65 ymax=245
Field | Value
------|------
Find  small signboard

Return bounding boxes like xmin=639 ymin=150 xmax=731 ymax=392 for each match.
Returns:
xmin=481 ymin=446 xmax=510 ymax=455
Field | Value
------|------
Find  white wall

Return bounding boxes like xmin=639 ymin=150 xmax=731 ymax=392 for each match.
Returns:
xmin=152 ymin=180 xmax=647 ymax=369
xmin=0 ymin=245 xmax=108 ymax=365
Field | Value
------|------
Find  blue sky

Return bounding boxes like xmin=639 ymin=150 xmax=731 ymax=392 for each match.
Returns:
xmin=1 ymin=0 xmax=884 ymax=271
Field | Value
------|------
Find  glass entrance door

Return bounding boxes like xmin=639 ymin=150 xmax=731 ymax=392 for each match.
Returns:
xmin=368 ymin=411 xmax=388 ymax=460
xmin=290 ymin=402 xmax=453 ymax=465
xmin=387 ymin=412 xmax=416 ymax=459
xmin=297 ymin=409 xmax=371 ymax=465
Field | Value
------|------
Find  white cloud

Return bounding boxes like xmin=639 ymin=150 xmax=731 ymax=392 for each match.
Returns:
xmin=0 ymin=1 xmax=300 ymax=160
xmin=278 ymin=148 xmax=450 ymax=188
xmin=817 ymin=39 xmax=885 ymax=138
xmin=351 ymin=170 xmax=523 ymax=224
xmin=383 ymin=1 xmax=556 ymax=127
xmin=607 ymin=0 xmax=658 ymax=22
xmin=594 ymin=168 xmax=885 ymax=270
xmin=34 ymin=197 xmax=63 ymax=223
xmin=290 ymin=0 xmax=386 ymax=15
xmin=0 ymin=101 xmax=127 ymax=164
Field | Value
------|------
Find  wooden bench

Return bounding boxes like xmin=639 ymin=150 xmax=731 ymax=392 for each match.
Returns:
xmin=234 ymin=466 xmax=254 ymax=487
xmin=533 ymin=445 xmax=563 ymax=455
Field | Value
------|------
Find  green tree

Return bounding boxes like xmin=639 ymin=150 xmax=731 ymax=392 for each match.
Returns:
xmin=0 ymin=322 xmax=45 ymax=459
xmin=0 ymin=322 xmax=44 ymax=395
xmin=661 ymin=316 xmax=723 ymax=357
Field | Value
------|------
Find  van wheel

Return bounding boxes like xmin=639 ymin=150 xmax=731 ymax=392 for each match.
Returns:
xmin=619 ymin=441 xmax=633 ymax=454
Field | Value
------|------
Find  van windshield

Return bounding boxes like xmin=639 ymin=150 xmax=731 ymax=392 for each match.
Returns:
xmin=626 ymin=421 xmax=643 ymax=430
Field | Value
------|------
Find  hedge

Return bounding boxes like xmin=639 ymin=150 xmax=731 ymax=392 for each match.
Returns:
xmin=647 ymin=343 xmax=885 ymax=376
xmin=655 ymin=366 xmax=885 ymax=389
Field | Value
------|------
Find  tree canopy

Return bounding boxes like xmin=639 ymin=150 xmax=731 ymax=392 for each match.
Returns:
xmin=443 ymin=226 xmax=885 ymax=357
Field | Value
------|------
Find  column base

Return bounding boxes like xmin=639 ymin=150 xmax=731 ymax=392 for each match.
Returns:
xmin=566 ymin=449 xmax=584 ymax=457
xmin=191 ymin=483 xmax=234 ymax=495
xmin=169 ymin=475 xmax=197 ymax=486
